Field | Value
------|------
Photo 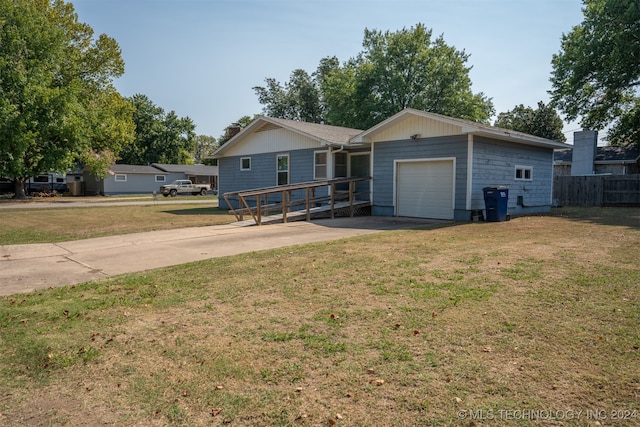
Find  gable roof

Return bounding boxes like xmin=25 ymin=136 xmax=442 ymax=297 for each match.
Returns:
xmin=152 ymin=163 xmax=218 ymax=175
xmin=350 ymin=108 xmax=570 ymax=149
xmin=211 ymin=116 xmax=363 ymax=158
xmin=554 ymin=145 xmax=640 ymax=164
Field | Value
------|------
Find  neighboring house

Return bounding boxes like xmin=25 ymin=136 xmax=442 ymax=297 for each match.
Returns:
xmin=151 ymin=163 xmax=218 ymax=190
xmin=554 ymin=130 xmax=640 ymax=176
xmin=81 ymin=163 xmax=218 ymax=195
xmin=211 ymin=109 xmax=569 ymax=221
xmin=84 ymin=164 xmax=169 ymax=195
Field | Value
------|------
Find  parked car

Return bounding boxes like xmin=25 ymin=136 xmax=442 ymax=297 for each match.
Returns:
xmin=159 ymin=180 xmax=211 ymax=197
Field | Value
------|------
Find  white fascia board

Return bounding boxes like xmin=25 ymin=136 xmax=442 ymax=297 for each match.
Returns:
xmin=472 ymin=130 xmax=571 ymax=150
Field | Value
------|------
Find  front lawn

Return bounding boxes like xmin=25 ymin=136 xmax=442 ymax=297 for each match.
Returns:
xmin=0 ymin=208 xmax=638 ymax=425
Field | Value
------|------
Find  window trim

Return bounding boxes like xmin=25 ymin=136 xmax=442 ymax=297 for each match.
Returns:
xmin=155 ymin=175 xmax=166 ymax=182
xmin=276 ymin=153 xmax=289 ymax=186
xmin=240 ymin=157 xmax=251 ymax=171
xmin=115 ymin=174 xmax=127 ymax=182
xmin=514 ymin=165 xmax=533 ymax=181
xmin=314 ymin=150 xmax=328 ymax=180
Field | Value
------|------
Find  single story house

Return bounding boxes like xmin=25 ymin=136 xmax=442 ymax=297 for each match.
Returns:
xmin=82 ymin=164 xmax=167 ymax=195
xmin=81 ymin=163 xmax=218 ymax=195
xmin=554 ymin=130 xmax=640 ymax=176
xmin=211 ymin=109 xmax=569 ymax=221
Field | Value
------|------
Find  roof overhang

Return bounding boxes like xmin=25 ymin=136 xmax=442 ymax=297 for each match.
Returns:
xmin=350 ymin=108 xmax=571 ymax=150
xmin=210 ymin=116 xmax=362 ymax=159
xmin=470 ymin=129 xmax=570 ymax=149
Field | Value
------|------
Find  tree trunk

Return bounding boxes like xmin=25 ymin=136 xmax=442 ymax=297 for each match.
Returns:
xmin=13 ymin=178 xmax=27 ymax=199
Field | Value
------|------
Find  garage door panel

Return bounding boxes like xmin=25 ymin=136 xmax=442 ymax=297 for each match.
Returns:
xmin=397 ymin=160 xmax=454 ymax=220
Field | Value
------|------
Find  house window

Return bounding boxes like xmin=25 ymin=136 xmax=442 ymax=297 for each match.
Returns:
xmin=515 ymin=165 xmax=533 ymax=181
xmin=155 ymin=175 xmax=166 ymax=182
xmin=241 ymin=157 xmax=251 ymax=171
xmin=314 ymin=151 xmax=327 ymax=179
xmin=277 ymin=154 xmax=289 ymax=185
xmin=115 ymin=174 xmax=127 ymax=182
xmin=334 ymin=152 xmax=347 ymax=178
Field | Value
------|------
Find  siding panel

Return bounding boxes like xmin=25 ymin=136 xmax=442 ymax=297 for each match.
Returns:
xmin=223 ymin=128 xmax=322 ymax=156
xmin=219 ymin=148 xmax=324 ymax=208
xmin=372 ymin=135 xmax=468 ymax=215
xmin=370 ymin=115 xmax=463 ymax=143
xmin=472 ymin=137 xmax=554 ymax=213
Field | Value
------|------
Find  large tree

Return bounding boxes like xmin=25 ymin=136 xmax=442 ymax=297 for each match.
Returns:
xmin=328 ymin=24 xmax=494 ymax=129
xmin=194 ymin=135 xmax=217 ymax=164
xmin=549 ymin=0 xmax=640 ymax=146
xmin=255 ymin=24 xmax=494 ymax=130
xmin=495 ymin=102 xmax=566 ymax=142
xmin=253 ymin=69 xmax=323 ymax=123
xmin=0 ymin=0 xmax=134 ymax=198
xmin=118 ymin=94 xmax=195 ymax=165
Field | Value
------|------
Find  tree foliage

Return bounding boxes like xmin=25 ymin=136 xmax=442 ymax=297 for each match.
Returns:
xmin=495 ymin=102 xmax=566 ymax=142
xmin=0 ymin=0 xmax=134 ymax=197
xmin=194 ymin=134 xmax=217 ymax=164
xmin=118 ymin=94 xmax=195 ymax=165
xmin=216 ymin=115 xmax=256 ymax=147
xmin=254 ymin=24 xmax=494 ymax=130
xmin=253 ymin=70 xmax=323 ymax=123
xmin=549 ymin=0 xmax=640 ymax=146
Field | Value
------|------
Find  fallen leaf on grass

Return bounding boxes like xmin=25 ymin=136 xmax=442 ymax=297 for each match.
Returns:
xmin=369 ymin=378 xmax=384 ymax=386
xmin=211 ymin=408 xmax=222 ymax=416
xmin=482 ymin=346 xmax=492 ymax=353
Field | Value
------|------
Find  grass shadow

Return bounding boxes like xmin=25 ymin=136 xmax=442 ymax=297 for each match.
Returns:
xmin=163 ymin=207 xmax=229 ymax=216
xmin=550 ymin=206 xmax=640 ymax=230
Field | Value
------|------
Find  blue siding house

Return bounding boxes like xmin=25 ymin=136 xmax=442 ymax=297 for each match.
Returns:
xmin=212 ymin=109 xmax=569 ymax=220
xmin=212 ymin=116 xmax=366 ymax=209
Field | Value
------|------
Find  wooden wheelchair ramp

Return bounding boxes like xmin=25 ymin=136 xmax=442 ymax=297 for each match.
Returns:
xmin=223 ymin=177 xmax=371 ymax=226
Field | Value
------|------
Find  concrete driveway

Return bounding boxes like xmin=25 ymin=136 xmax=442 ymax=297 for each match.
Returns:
xmin=0 ymin=216 xmax=443 ymax=296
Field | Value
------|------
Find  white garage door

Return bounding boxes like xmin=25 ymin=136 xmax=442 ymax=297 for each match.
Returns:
xmin=396 ymin=160 xmax=455 ymax=219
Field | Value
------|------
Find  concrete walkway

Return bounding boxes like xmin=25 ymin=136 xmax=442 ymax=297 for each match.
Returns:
xmin=0 ymin=216 xmax=443 ymax=296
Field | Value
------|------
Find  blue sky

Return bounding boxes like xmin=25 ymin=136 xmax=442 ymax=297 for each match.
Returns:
xmin=72 ymin=0 xmax=585 ymax=141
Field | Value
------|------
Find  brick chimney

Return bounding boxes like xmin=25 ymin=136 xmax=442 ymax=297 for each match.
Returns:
xmin=571 ymin=129 xmax=598 ymax=176
xmin=226 ymin=123 xmax=242 ymax=139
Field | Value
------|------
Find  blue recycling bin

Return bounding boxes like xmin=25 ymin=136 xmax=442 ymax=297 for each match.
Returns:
xmin=483 ymin=186 xmax=509 ymax=222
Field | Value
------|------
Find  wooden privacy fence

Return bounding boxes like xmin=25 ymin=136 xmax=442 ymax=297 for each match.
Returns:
xmin=223 ymin=176 xmax=372 ymax=225
xmin=553 ymin=175 xmax=640 ymax=206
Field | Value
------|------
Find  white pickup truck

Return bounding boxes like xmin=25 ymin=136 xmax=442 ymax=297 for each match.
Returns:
xmin=159 ymin=180 xmax=211 ymax=197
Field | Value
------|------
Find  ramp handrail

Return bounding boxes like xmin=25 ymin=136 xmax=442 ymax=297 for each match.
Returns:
xmin=223 ymin=177 xmax=371 ymax=225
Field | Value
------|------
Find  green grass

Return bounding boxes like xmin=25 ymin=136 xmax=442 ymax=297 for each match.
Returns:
xmin=0 ymin=207 xmax=638 ymax=426
xmin=0 ymin=202 xmax=234 ymax=244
